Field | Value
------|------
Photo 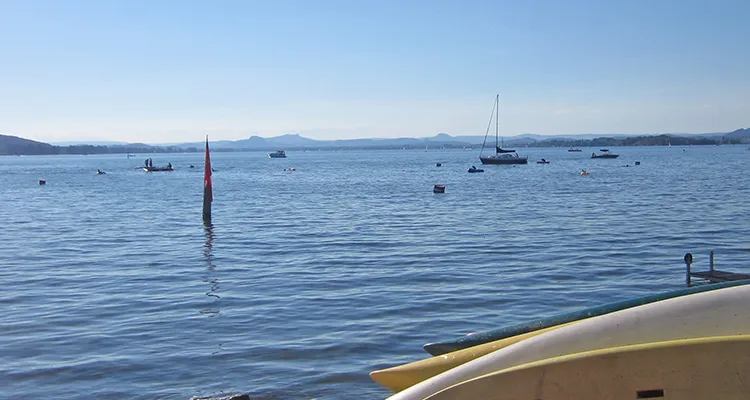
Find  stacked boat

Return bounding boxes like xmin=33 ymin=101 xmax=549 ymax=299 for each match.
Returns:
xmin=370 ymin=280 xmax=750 ymax=399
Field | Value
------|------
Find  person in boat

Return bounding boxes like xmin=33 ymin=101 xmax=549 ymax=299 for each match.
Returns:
xmin=97 ymin=169 xmax=104 ymax=174
xmin=167 ymin=162 xmax=172 ymax=170
xmin=145 ymin=159 xmax=149 ymax=168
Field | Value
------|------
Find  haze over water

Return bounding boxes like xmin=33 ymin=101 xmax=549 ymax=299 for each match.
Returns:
xmin=1 ymin=145 xmax=748 ymax=399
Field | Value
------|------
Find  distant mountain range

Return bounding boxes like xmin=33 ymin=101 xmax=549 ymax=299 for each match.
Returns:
xmin=169 ymin=129 xmax=750 ymax=150
xmin=1 ymin=128 xmax=748 ymax=156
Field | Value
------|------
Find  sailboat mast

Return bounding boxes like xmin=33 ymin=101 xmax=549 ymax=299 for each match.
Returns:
xmin=495 ymin=94 xmax=499 ymax=150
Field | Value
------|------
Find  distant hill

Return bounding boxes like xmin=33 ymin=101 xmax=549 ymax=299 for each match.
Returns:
xmin=0 ymin=134 xmax=56 ymax=155
xmin=1 ymin=128 xmax=747 ymax=155
xmin=0 ymin=134 xmax=192 ymax=156
xmin=724 ymin=128 xmax=750 ymax=142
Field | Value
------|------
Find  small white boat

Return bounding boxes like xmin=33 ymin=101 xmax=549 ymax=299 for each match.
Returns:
xmin=268 ymin=150 xmax=286 ymax=158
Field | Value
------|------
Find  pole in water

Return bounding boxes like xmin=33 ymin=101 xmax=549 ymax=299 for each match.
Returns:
xmin=203 ymin=135 xmax=213 ymax=223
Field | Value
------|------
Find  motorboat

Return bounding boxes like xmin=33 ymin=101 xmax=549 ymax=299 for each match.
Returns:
xmin=144 ymin=165 xmax=174 ymax=172
xmin=591 ymin=149 xmax=619 ymax=159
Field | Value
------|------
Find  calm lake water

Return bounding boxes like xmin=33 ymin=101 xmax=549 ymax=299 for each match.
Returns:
xmin=1 ymin=145 xmax=749 ymax=399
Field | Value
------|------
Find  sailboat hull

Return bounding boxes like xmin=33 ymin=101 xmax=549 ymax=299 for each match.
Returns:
xmin=480 ymin=156 xmax=528 ymax=165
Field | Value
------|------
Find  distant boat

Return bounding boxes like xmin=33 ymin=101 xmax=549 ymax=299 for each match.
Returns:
xmin=536 ymin=159 xmax=550 ymax=164
xmin=268 ymin=150 xmax=286 ymax=158
xmin=479 ymin=95 xmax=528 ymax=165
xmin=144 ymin=165 xmax=174 ymax=172
xmin=568 ymin=148 xmax=582 ymax=152
xmin=468 ymin=166 xmax=484 ymax=173
xmin=591 ymin=149 xmax=619 ymax=159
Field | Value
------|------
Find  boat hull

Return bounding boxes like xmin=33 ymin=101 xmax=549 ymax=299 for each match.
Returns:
xmin=423 ymin=279 xmax=750 ymax=356
xmin=371 ymin=322 xmax=575 ymax=393
xmin=591 ymin=154 xmax=619 ymax=158
xmin=479 ymin=156 xmax=528 ymax=165
xmin=143 ymin=167 xmax=173 ymax=172
xmin=425 ymin=336 xmax=750 ymax=400
xmin=390 ymin=284 xmax=750 ymax=400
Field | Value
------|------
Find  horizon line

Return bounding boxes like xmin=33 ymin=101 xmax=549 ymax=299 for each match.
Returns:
xmin=5 ymin=126 xmax=742 ymax=146
xmin=23 ymin=128 xmax=750 ymax=146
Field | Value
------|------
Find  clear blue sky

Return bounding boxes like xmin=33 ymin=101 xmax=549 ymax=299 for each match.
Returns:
xmin=0 ymin=0 xmax=747 ymax=143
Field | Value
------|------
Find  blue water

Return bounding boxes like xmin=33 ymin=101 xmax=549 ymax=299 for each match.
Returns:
xmin=1 ymin=146 xmax=748 ymax=399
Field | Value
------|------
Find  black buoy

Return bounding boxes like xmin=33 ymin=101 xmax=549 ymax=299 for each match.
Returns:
xmin=635 ymin=161 xmax=641 ymax=165
xmin=39 ymin=179 xmax=46 ymax=185
xmin=436 ymin=163 xmax=442 ymax=167
xmin=433 ymin=184 xmax=445 ymax=193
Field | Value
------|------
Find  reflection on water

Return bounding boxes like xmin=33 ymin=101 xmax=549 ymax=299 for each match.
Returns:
xmin=200 ymin=223 xmax=221 ymax=317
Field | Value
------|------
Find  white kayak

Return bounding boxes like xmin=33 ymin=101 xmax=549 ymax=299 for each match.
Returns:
xmin=426 ymin=335 xmax=750 ymax=400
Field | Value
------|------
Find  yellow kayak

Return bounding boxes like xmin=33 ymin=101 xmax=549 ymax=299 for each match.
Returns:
xmin=370 ymin=322 xmax=575 ymax=393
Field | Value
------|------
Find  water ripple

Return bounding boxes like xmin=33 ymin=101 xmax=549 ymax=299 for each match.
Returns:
xmin=0 ymin=146 xmax=748 ymax=399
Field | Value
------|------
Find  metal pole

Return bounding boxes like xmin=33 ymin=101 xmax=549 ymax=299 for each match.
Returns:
xmin=684 ymin=253 xmax=693 ymax=287
xmin=496 ymin=94 xmax=499 ymax=150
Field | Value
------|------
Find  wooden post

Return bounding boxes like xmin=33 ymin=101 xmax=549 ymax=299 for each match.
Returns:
xmin=709 ymin=250 xmax=714 ymax=272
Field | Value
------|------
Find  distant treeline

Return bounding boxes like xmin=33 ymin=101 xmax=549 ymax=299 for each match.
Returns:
xmin=0 ymin=140 xmax=201 ymax=156
xmin=531 ymin=134 xmax=736 ymax=148
xmin=0 ymin=133 xmax=741 ymax=156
